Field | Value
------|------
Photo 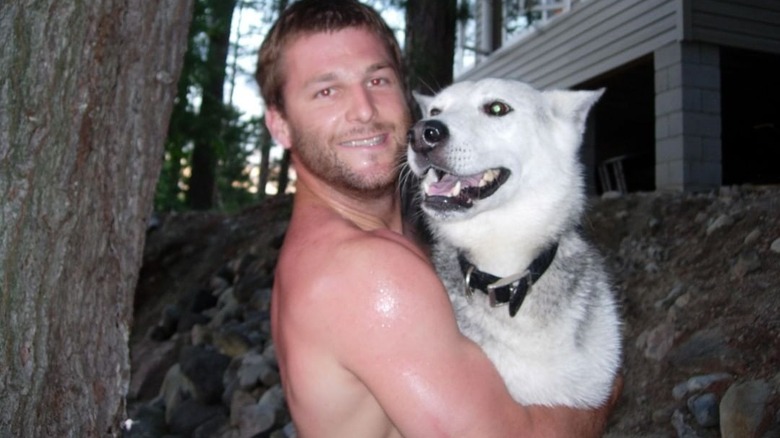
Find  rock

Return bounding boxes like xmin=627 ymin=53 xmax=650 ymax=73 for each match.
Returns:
xmin=155 ymin=363 xmax=197 ymax=423
xmin=687 ymin=393 xmax=719 ymax=428
xmin=655 ymin=282 xmax=686 ymax=310
xmin=706 ymin=214 xmax=734 ymax=236
xmin=667 ymin=328 xmax=742 ymax=370
xmin=720 ymin=380 xmax=772 ymax=438
xmin=128 ymin=337 xmax=179 ymax=401
xmin=123 ymin=401 xmax=167 ymax=438
xmin=771 ymin=238 xmax=780 ymax=254
xmin=672 ymin=373 xmax=732 ymax=400
xmin=179 ymin=345 xmax=232 ymax=404
xmin=732 ymin=249 xmax=761 ymax=278
xmin=262 ymin=342 xmax=278 ymax=367
xmin=229 ymin=389 xmax=256 ymax=427
xmin=210 ymin=273 xmax=231 ymax=292
xmin=237 ymin=352 xmax=280 ymax=389
xmin=213 ymin=287 xmax=242 ymax=326
xmin=191 ymin=323 xmax=211 ymax=346
xmin=743 ymin=228 xmax=761 ymax=246
xmin=149 ymin=304 xmax=181 ymax=341
xmin=168 ymin=398 xmax=227 ymax=436
xmin=671 ymin=409 xmax=700 ymax=437
xmin=213 ymin=325 xmax=253 ymax=358
xmin=234 ymin=272 xmax=274 ymax=304
xmin=248 ymin=288 xmax=273 ymax=312
xmin=258 ymin=383 xmax=286 ymax=416
xmin=177 ymin=310 xmax=211 ymax=333
xmin=278 ymin=421 xmax=297 ymax=438
xmin=130 ymin=187 xmax=780 ymax=438
xmin=193 ymin=412 xmax=229 ymax=438
xmin=641 ymin=320 xmax=675 ymax=361
xmin=189 ymin=287 xmax=219 ymax=313
xmin=652 ymin=405 xmax=676 ymax=424
xmin=271 ymin=421 xmax=298 ymax=438
xmin=237 ymin=402 xmax=276 ymax=438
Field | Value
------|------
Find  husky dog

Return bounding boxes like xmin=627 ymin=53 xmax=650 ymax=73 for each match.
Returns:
xmin=406 ymin=78 xmax=621 ymax=408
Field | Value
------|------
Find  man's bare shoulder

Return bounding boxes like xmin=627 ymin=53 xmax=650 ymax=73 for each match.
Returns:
xmin=276 ymin=202 xmax=437 ymax=318
xmin=276 ymin=208 xmax=442 ymax=316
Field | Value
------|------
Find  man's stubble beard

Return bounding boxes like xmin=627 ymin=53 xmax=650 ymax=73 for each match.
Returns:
xmin=290 ymin=121 xmax=408 ymax=199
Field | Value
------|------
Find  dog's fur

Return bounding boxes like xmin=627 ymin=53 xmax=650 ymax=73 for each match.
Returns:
xmin=406 ymin=78 xmax=621 ymax=408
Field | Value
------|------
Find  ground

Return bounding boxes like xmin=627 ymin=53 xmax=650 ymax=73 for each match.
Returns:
xmin=133 ymin=185 xmax=780 ymax=437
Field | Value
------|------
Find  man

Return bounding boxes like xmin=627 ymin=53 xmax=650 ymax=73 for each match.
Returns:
xmin=257 ymin=1 xmax=619 ymax=436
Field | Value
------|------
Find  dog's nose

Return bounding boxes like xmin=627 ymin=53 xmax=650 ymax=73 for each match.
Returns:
xmin=409 ymin=120 xmax=449 ymax=154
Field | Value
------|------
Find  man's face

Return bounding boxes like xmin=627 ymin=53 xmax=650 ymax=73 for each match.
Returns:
xmin=270 ymin=27 xmax=411 ymax=196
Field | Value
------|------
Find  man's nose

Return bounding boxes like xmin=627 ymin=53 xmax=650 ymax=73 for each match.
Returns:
xmin=346 ymin=87 xmax=376 ymax=123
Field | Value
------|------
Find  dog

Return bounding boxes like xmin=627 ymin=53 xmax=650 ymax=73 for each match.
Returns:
xmin=406 ymin=78 xmax=621 ymax=408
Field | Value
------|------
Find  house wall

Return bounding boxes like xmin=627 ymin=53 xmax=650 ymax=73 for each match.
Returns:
xmin=460 ymin=0 xmax=780 ymax=87
xmin=458 ymin=0 xmax=680 ymax=89
xmin=687 ymin=0 xmax=780 ymax=55
xmin=459 ymin=0 xmax=780 ymax=191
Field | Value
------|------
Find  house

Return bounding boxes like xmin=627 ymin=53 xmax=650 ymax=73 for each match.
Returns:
xmin=457 ymin=0 xmax=780 ymax=192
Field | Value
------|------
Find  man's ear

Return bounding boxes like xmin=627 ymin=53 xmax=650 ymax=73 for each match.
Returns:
xmin=265 ymin=107 xmax=292 ymax=149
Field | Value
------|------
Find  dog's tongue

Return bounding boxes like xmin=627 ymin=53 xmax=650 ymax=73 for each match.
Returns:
xmin=428 ymin=173 xmax=482 ymax=196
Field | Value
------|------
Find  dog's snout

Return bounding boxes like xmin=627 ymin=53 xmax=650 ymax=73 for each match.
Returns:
xmin=409 ymin=120 xmax=449 ymax=154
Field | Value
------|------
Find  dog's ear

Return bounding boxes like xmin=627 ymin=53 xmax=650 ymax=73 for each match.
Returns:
xmin=413 ymin=91 xmax=434 ymax=117
xmin=543 ymin=88 xmax=605 ymax=134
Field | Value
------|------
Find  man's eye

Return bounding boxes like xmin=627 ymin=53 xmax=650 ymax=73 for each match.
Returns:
xmin=483 ymin=101 xmax=513 ymax=116
xmin=369 ymin=77 xmax=388 ymax=87
xmin=316 ymin=88 xmax=333 ymax=98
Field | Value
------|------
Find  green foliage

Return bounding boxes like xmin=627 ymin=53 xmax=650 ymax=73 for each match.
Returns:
xmin=505 ymin=0 xmax=542 ymax=36
xmin=156 ymin=0 xmax=268 ymax=212
xmin=216 ymin=111 xmax=262 ymax=212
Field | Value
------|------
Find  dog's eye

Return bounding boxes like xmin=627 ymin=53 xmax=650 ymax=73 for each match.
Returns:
xmin=430 ymin=108 xmax=441 ymax=116
xmin=483 ymin=101 xmax=513 ymax=117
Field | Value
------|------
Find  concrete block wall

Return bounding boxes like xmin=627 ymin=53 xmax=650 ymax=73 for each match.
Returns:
xmin=654 ymin=41 xmax=722 ymax=191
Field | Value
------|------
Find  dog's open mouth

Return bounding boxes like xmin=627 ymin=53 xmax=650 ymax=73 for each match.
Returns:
xmin=422 ymin=167 xmax=510 ymax=210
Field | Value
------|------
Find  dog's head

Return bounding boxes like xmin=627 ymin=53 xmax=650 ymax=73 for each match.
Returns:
xmin=407 ymin=78 xmax=602 ymax=227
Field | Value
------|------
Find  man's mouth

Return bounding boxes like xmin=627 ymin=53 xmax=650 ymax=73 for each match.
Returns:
xmin=339 ymin=134 xmax=386 ymax=148
xmin=422 ymin=167 xmax=510 ymax=210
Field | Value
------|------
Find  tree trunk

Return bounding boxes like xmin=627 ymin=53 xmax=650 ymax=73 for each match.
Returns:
xmin=258 ymin=117 xmax=272 ymax=200
xmin=0 ymin=1 xmax=193 ymax=436
xmin=276 ymin=150 xmax=293 ymax=196
xmin=404 ymin=0 xmax=458 ymax=94
xmin=187 ymin=0 xmax=238 ymax=210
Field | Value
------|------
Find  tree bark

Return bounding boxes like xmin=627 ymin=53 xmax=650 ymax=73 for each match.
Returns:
xmin=404 ymin=0 xmax=458 ymax=94
xmin=258 ymin=116 xmax=272 ymax=200
xmin=0 ymin=1 xmax=193 ymax=436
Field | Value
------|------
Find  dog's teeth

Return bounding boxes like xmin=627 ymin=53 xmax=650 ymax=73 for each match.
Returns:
xmin=480 ymin=169 xmax=498 ymax=187
xmin=449 ymin=181 xmax=462 ymax=197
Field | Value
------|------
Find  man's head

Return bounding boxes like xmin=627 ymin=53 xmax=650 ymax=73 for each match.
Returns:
xmin=256 ymin=0 xmax=405 ymax=114
xmin=257 ymin=0 xmax=412 ymax=199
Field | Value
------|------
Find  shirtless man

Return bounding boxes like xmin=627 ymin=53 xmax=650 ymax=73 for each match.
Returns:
xmin=257 ymin=1 xmax=618 ymax=436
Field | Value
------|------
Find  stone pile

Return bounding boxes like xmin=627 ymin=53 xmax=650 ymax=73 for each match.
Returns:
xmin=126 ymin=186 xmax=780 ymax=438
xmin=125 ymin=210 xmax=294 ymax=437
xmin=594 ymin=185 xmax=780 ymax=437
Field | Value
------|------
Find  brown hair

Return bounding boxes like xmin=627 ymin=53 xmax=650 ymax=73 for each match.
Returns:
xmin=256 ymin=0 xmax=406 ymax=113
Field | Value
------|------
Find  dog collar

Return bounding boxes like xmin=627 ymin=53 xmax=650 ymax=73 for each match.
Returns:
xmin=457 ymin=243 xmax=558 ymax=317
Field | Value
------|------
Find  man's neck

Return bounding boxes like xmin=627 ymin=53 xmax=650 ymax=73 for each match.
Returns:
xmin=295 ymin=176 xmax=403 ymax=234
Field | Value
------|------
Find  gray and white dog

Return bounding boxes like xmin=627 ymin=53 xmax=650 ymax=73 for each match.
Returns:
xmin=407 ymin=78 xmax=621 ymax=408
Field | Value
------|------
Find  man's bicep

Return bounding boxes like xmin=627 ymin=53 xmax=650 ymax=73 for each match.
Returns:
xmin=334 ymin=244 xmax=526 ymax=436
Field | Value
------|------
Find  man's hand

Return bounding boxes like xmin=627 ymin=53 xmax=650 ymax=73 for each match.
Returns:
xmin=530 ymin=372 xmax=623 ymax=438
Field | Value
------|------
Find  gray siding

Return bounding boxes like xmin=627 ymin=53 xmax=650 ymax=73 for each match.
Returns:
xmin=459 ymin=0 xmax=780 ymax=87
xmin=689 ymin=0 xmax=780 ymax=54
xmin=459 ymin=0 xmax=680 ymax=88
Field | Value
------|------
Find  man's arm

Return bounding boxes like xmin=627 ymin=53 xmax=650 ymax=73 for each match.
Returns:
xmin=320 ymin=233 xmax=616 ymax=437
